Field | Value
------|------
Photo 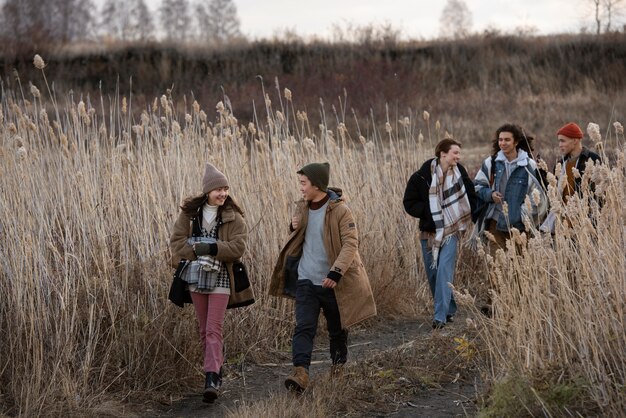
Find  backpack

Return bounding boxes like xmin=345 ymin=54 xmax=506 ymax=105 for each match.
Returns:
xmin=471 ymin=154 xmax=496 ymax=222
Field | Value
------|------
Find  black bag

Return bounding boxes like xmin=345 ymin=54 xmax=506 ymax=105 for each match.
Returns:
xmin=232 ymin=261 xmax=251 ymax=292
xmin=168 ymin=260 xmax=192 ymax=308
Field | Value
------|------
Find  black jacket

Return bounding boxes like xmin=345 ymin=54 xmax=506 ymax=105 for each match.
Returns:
xmin=563 ymin=147 xmax=601 ymax=195
xmin=403 ymin=159 xmax=478 ymax=233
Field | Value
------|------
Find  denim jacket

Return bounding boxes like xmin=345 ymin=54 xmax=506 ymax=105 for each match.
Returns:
xmin=474 ymin=150 xmax=541 ymax=232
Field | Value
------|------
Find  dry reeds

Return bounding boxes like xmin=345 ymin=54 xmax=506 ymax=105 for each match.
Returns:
xmin=468 ymin=136 xmax=626 ymax=415
xmin=0 ymin=59 xmax=624 ymax=416
xmin=0 ymin=72 xmax=429 ymax=415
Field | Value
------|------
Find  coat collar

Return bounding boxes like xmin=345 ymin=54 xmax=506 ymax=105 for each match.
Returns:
xmin=565 ymin=145 xmax=597 ymax=157
xmin=580 ymin=147 xmax=593 ymax=159
xmin=326 ymin=188 xmax=344 ymax=211
xmin=495 ymin=149 xmax=529 ymax=166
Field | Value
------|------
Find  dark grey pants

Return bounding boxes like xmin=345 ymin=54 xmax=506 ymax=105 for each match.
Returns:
xmin=292 ymin=280 xmax=348 ymax=368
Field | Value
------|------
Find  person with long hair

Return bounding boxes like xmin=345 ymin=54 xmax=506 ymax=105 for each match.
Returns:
xmin=473 ymin=123 xmax=547 ymax=252
xmin=403 ymin=138 xmax=477 ymax=329
xmin=169 ymin=163 xmax=254 ymax=403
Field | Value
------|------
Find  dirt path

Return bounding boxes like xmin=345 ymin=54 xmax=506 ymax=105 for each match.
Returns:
xmin=148 ymin=317 xmax=479 ymax=417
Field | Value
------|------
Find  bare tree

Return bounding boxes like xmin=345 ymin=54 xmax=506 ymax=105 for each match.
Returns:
xmin=160 ymin=0 xmax=192 ymax=42
xmin=584 ymin=0 xmax=625 ymax=33
xmin=439 ymin=0 xmax=473 ymax=39
xmin=592 ymin=0 xmax=602 ymax=33
xmin=50 ymin=0 xmax=95 ymax=43
xmin=134 ymin=0 xmax=155 ymax=41
xmin=101 ymin=0 xmax=154 ymax=41
xmin=331 ymin=21 xmax=401 ymax=45
xmin=195 ymin=0 xmax=242 ymax=45
xmin=0 ymin=0 xmax=45 ymax=43
xmin=0 ymin=0 xmax=94 ymax=46
xmin=101 ymin=0 xmax=122 ymax=38
xmin=604 ymin=0 xmax=626 ymax=31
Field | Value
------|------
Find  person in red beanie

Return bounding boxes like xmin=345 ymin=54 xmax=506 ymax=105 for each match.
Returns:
xmin=540 ymin=123 xmax=602 ymax=233
xmin=556 ymin=122 xmax=601 ymax=202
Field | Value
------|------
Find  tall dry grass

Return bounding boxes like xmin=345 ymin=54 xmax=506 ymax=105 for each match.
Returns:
xmin=1 ymin=59 xmax=624 ymax=416
xmin=467 ymin=130 xmax=626 ymax=416
xmin=0 ymin=71 xmax=438 ymax=415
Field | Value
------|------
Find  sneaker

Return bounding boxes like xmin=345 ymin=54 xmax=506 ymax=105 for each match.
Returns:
xmin=446 ymin=315 xmax=454 ymax=323
xmin=285 ymin=366 xmax=309 ymax=392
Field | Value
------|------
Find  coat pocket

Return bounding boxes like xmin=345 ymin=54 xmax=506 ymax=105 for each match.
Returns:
xmin=284 ymin=255 xmax=300 ymax=297
xmin=232 ymin=261 xmax=250 ymax=292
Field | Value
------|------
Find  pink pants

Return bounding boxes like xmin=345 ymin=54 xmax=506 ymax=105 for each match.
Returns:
xmin=190 ymin=292 xmax=229 ymax=373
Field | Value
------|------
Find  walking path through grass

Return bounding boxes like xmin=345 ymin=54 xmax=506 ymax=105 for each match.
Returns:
xmin=148 ymin=316 xmax=481 ymax=417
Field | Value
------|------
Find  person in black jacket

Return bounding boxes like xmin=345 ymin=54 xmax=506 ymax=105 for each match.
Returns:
xmin=403 ymin=138 xmax=478 ymax=329
xmin=556 ymin=122 xmax=602 ymax=201
xmin=540 ymin=122 xmax=602 ymax=233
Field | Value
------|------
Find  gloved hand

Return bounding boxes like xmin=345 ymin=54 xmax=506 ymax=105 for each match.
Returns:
xmin=193 ymin=242 xmax=216 ymax=256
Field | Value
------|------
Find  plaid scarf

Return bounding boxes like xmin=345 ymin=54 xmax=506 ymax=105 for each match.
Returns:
xmin=429 ymin=159 xmax=472 ymax=267
xmin=180 ymin=219 xmax=229 ymax=291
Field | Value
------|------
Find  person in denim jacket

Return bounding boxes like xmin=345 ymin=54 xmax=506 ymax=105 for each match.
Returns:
xmin=474 ymin=124 xmax=545 ymax=253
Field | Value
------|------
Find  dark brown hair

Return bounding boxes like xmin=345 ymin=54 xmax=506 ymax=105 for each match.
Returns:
xmin=180 ymin=194 xmax=244 ymax=218
xmin=434 ymin=138 xmax=462 ymax=159
xmin=491 ymin=123 xmax=535 ymax=156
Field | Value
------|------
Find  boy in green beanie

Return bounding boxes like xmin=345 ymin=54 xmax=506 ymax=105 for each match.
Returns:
xmin=269 ymin=162 xmax=377 ymax=392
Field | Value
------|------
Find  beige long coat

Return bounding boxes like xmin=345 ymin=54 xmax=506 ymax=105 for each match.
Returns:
xmin=269 ymin=189 xmax=377 ymax=329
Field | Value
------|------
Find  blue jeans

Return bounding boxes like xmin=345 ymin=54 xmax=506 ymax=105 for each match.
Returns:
xmin=292 ymin=280 xmax=348 ymax=368
xmin=421 ymin=235 xmax=459 ymax=323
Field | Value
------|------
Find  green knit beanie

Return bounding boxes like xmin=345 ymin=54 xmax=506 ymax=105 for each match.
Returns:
xmin=297 ymin=162 xmax=330 ymax=192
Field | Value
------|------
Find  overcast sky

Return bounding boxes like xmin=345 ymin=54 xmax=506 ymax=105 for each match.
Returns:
xmin=136 ymin=0 xmax=599 ymax=40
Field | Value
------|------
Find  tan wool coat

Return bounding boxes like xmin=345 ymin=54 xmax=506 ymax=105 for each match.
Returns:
xmin=269 ymin=188 xmax=377 ymax=329
xmin=170 ymin=201 xmax=255 ymax=309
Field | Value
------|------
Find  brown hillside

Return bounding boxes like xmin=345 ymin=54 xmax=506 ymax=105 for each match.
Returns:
xmin=1 ymin=33 xmax=625 ymax=147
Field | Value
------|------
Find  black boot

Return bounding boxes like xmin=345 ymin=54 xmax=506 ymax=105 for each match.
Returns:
xmin=330 ymin=330 xmax=348 ymax=366
xmin=203 ymin=372 xmax=220 ymax=403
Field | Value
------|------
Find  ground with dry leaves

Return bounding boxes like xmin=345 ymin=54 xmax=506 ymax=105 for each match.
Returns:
xmin=147 ymin=316 xmax=481 ymax=417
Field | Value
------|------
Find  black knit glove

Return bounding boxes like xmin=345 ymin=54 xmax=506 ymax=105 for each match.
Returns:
xmin=194 ymin=242 xmax=217 ymax=257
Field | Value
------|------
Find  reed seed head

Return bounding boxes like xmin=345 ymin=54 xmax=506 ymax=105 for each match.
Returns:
xmin=33 ymin=54 xmax=46 ymax=69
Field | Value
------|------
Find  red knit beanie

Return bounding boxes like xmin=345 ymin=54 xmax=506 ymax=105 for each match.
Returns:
xmin=557 ymin=122 xmax=583 ymax=139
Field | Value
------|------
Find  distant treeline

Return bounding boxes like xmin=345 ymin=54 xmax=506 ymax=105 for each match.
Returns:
xmin=1 ymin=33 xmax=625 ymax=143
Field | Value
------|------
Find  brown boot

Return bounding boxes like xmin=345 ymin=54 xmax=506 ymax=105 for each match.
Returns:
xmin=285 ymin=366 xmax=309 ymax=392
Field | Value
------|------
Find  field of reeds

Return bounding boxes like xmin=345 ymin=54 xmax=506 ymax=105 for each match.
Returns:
xmin=0 ymin=52 xmax=625 ymax=416
xmin=473 ymin=136 xmax=626 ymax=416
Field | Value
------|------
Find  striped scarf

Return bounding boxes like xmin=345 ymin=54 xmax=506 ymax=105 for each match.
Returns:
xmin=429 ymin=159 xmax=472 ymax=267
